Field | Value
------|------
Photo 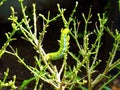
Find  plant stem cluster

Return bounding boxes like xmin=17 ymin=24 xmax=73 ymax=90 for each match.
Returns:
xmin=0 ymin=0 xmax=120 ymax=90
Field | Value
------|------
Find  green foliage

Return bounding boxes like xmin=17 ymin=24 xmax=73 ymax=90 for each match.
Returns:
xmin=20 ymin=77 xmax=35 ymax=90
xmin=0 ymin=0 xmax=120 ymax=90
xmin=0 ymin=25 xmax=18 ymax=58
xmin=0 ymin=0 xmax=18 ymax=89
xmin=0 ymin=0 xmax=6 ymax=6
xmin=0 ymin=69 xmax=16 ymax=90
xmin=0 ymin=1 xmax=19 ymax=58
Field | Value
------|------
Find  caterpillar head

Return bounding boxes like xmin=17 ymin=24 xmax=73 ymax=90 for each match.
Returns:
xmin=61 ymin=28 xmax=69 ymax=35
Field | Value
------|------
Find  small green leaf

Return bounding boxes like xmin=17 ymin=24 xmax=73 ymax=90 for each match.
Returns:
xmin=20 ymin=77 xmax=35 ymax=90
xmin=103 ymin=86 xmax=111 ymax=90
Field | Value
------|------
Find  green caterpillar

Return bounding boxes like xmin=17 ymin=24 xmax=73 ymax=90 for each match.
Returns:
xmin=45 ymin=28 xmax=70 ymax=60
